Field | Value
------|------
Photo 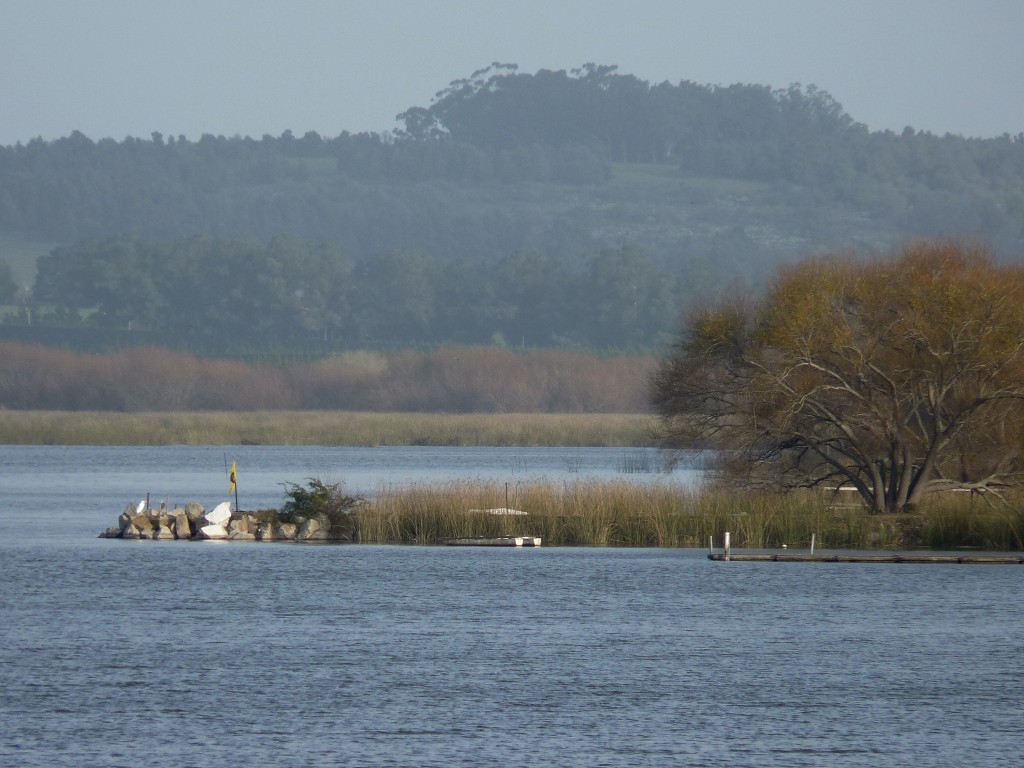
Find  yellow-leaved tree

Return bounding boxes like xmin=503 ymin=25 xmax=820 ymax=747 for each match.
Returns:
xmin=651 ymin=240 xmax=1024 ymax=514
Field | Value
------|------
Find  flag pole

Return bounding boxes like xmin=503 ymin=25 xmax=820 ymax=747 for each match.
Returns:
xmin=229 ymin=460 xmax=238 ymax=512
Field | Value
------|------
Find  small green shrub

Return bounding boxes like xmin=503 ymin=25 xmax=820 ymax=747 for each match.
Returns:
xmin=280 ymin=477 xmax=364 ymax=540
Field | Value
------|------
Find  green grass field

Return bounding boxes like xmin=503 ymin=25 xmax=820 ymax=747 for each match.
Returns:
xmin=0 ymin=410 xmax=657 ymax=446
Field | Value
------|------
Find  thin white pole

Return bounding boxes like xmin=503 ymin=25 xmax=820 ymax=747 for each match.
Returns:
xmin=724 ymin=531 xmax=731 ymax=561
xmin=811 ymin=533 xmax=816 ymax=555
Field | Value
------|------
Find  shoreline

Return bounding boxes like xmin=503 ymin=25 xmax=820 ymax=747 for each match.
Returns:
xmin=0 ymin=410 xmax=656 ymax=447
xmin=709 ymin=551 xmax=1024 ymax=563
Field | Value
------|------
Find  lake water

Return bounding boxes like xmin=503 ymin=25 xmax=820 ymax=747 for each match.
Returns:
xmin=1 ymin=446 xmax=1021 ymax=767
xmin=0 ymin=444 xmax=699 ymax=535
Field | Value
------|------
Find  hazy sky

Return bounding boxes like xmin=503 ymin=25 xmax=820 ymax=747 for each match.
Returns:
xmin=3 ymin=0 xmax=1022 ymax=146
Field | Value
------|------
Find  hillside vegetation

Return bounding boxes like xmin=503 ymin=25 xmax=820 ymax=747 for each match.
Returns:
xmin=2 ymin=64 xmax=1023 ymax=356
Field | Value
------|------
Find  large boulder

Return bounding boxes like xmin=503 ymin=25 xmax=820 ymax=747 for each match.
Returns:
xmin=277 ymin=523 xmax=298 ymax=540
xmin=118 ymin=505 xmax=135 ymax=530
xmin=227 ymin=514 xmax=256 ymax=536
xmin=155 ymin=524 xmax=175 ymax=540
xmin=131 ymin=515 xmax=154 ymax=538
xmin=204 ymin=502 xmax=232 ymax=527
xmin=119 ymin=522 xmax=143 ymax=539
xmin=227 ymin=514 xmax=258 ymax=540
xmin=183 ymin=502 xmax=206 ymax=522
xmin=196 ymin=524 xmax=228 ymax=540
xmin=171 ymin=511 xmax=193 ymax=539
xmin=297 ymin=515 xmax=330 ymax=541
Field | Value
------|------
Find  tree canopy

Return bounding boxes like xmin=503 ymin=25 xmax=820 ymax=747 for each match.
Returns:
xmin=4 ymin=65 xmax=1024 ymax=355
xmin=2 ymin=64 xmax=1023 ymax=259
xmin=398 ymin=63 xmax=859 ymax=167
xmin=26 ymin=235 xmax=679 ymax=352
xmin=651 ymin=241 xmax=1024 ymax=514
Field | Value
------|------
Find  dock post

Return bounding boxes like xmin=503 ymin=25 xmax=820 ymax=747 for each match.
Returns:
xmin=810 ymin=533 xmax=816 ymax=555
xmin=708 ymin=535 xmax=713 ymax=553
xmin=724 ymin=531 xmax=731 ymax=561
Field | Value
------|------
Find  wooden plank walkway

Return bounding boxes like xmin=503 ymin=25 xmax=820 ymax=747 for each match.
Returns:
xmin=709 ymin=552 xmax=1024 ymax=564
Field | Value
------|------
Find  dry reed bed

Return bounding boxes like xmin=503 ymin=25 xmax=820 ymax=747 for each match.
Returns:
xmin=6 ymin=410 xmax=1017 ymax=549
xmin=0 ymin=411 xmax=656 ymax=446
xmin=0 ymin=343 xmax=654 ymax=412
xmin=357 ymin=481 xmax=1024 ymax=550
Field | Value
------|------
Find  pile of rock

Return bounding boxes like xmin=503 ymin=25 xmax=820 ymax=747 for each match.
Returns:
xmin=99 ymin=501 xmax=342 ymax=542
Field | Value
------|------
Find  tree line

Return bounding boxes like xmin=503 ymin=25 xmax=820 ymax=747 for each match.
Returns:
xmin=403 ymin=62 xmax=1024 ymax=190
xmin=16 ymin=234 xmax=680 ymax=351
xmin=0 ymin=127 xmax=606 ymax=247
xmin=2 ymin=64 xmax=1023 ymax=261
xmin=3 ymin=64 xmax=1024 ymax=356
xmin=401 ymin=64 xmax=1024 ymax=246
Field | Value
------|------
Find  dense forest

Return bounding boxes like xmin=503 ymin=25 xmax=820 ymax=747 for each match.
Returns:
xmin=2 ymin=63 xmax=1024 ymax=355
xmin=20 ymin=235 xmax=677 ymax=351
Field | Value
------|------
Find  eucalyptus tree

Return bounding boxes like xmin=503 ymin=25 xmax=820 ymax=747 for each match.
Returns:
xmin=651 ymin=241 xmax=1024 ymax=513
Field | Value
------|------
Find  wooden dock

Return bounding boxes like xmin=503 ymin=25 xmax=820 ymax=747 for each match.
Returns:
xmin=442 ymin=536 xmax=542 ymax=547
xmin=708 ymin=552 xmax=1024 ymax=564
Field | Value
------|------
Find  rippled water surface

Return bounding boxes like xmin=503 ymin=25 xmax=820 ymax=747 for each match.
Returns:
xmin=1 ymin=446 xmax=1021 ymax=767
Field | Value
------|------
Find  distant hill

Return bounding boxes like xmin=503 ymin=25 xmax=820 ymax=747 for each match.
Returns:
xmin=2 ymin=64 xmax=1022 ymax=354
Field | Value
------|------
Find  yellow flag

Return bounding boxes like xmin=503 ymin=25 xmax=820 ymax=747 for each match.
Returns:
xmin=229 ymin=461 xmax=237 ymax=493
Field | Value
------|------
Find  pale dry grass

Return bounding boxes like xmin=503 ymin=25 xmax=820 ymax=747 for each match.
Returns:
xmin=356 ymin=482 xmax=849 ymax=547
xmin=355 ymin=481 xmax=1023 ymax=549
xmin=0 ymin=410 xmax=657 ymax=446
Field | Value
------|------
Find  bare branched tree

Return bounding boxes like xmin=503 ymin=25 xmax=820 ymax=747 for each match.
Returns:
xmin=651 ymin=241 xmax=1024 ymax=514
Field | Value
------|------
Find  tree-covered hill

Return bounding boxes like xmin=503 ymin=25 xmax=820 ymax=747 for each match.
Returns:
xmin=2 ymin=64 xmax=1023 ymax=354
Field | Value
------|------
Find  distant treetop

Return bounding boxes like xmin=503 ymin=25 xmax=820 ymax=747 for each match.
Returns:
xmin=396 ymin=63 xmax=863 ymax=165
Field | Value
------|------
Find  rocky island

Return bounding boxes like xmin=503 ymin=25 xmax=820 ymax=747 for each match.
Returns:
xmin=99 ymin=500 xmax=350 ymax=542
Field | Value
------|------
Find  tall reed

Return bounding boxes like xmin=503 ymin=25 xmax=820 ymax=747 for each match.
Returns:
xmin=914 ymin=495 xmax=1024 ymax=550
xmin=352 ymin=481 xmax=1024 ymax=550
